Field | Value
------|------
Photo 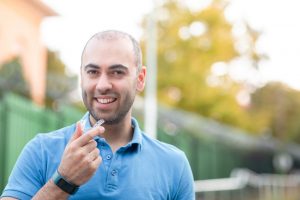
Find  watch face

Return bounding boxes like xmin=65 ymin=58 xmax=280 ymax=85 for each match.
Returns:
xmin=52 ymin=170 xmax=79 ymax=194
xmin=57 ymin=178 xmax=66 ymax=186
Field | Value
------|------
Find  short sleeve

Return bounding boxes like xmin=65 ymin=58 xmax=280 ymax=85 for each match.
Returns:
xmin=173 ymin=154 xmax=195 ymax=200
xmin=1 ymin=135 xmax=45 ymax=199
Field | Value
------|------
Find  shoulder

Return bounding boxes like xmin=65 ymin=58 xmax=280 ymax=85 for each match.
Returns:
xmin=140 ymin=133 xmax=195 ymax=198
xmin=23 ymin=123 xmax=76 ymax=157
xmin=132 ymin=118 xmax=186 ymax=160
xmin=141 ymin=132 xmax=188 ymax=163
xmin=32 ymin=124 xmax=76 ymax=144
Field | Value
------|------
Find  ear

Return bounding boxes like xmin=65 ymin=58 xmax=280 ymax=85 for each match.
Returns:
xmin=136 ymin=66 xmax=146 ymax=92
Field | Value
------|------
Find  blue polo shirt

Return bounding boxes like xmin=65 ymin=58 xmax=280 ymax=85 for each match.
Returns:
xmin=1 ymin=113 xmax=195 ymax=199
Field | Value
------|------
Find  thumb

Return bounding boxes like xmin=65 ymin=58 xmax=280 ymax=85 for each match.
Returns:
xmin=69 ymin=121 xmax=83 ymax=142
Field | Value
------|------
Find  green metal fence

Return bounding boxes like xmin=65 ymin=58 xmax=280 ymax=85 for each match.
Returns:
xmin=0 ymin=93 xmax=239 ymax=192
xmin=2 ymin=93 xmax=298 ymax=196
xmin=0 ymin=93 xmax=83 ymax=191
xmin=0 ymin=100 xmax=6 ymax=190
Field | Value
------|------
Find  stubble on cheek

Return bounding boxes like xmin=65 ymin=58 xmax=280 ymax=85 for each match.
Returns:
xmin=82 ymin=89 xmax=91 ymax=111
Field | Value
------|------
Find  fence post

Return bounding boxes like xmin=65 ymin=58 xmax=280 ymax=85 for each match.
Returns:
xmin=0 ymin=97 xmax=8 ymax=192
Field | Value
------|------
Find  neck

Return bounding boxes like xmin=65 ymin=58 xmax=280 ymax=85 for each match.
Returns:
xmin=90 ymin=115 xmax=133 ymax=152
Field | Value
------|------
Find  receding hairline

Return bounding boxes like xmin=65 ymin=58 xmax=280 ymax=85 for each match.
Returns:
xmin=81 ymin=30 xmax=142 ymax=71
xmin=92 ymin=30 xmax=132 ymax=42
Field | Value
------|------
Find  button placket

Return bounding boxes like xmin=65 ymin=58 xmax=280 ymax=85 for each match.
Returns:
xmin=105 ymin=153 xmax=121 ymax=191
xmin=98 ymin=141 xmax=113 ymax=169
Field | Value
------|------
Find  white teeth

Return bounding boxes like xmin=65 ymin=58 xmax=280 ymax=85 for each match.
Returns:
xmin=97 ymin=98 xmax=114 ymax=104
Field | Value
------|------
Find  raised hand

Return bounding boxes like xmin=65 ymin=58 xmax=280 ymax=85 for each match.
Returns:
xmin=57 ymin=122 xmax=105 ymax=186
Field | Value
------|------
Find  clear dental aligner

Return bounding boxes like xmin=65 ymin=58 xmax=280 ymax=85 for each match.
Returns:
xmin=93 ymin=119 xmax=105 ymax=128
xmin=80 ymin=119 xmax=105 ymax=133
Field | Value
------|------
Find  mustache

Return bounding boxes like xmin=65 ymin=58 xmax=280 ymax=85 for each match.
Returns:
xmin=94 ymin=92 xmax=118 ymax=98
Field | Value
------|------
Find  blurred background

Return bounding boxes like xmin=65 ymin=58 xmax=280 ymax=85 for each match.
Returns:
xmin=1 ymin=0 xmax=300 ymax=199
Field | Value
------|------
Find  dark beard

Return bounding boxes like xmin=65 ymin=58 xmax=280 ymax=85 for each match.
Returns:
xmin=82 ymin=89 xmax=136 ymax=125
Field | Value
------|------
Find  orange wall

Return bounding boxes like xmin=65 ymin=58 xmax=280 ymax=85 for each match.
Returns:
xmin=0 ymin=0 xmax=56 ymax=105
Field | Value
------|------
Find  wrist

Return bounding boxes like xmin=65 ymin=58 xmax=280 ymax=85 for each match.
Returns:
xmin=52 ymin=169 xmax=79 ymax=195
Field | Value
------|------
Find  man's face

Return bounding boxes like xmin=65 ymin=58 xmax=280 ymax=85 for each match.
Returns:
xmin=81 ymin=38 xmax=145 ymax=125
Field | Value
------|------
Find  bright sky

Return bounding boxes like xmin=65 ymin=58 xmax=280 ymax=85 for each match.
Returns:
xmin=41 ymin=0 xmax=153 ymax=75
xmin=41 ymin=0 xmax=300 ymax=90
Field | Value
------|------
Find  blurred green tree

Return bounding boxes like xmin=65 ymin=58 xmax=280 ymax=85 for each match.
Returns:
xmin=0 ymin=50 xmax=77 ymax=108
xmin=0 ymin=58 xmax=30 ymax=98
xmin=46 ymin=50 xmax=77 ymax=108
xmin=249 ymin=82 xmax=300 ymax=142
xmin=141 ymin=0 xmax=264 ymax=131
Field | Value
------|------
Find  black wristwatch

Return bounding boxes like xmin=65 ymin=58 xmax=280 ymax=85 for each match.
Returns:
xmin=52 ymin=170 xmax=79 ymax=195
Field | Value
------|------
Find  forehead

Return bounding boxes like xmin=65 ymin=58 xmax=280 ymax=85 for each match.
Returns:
xmin=82 ymin=38 xmax=135 ymax=67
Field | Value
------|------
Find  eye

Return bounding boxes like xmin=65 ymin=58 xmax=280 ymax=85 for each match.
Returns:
xmin=87 ymin=70 xmax=99 ymax=75
xmin=112 ymin=70 xmax=125 ymax=76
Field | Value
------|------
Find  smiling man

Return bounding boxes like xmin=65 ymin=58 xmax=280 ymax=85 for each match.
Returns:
xmin=1 ymin=30 xmax=195 ymax=200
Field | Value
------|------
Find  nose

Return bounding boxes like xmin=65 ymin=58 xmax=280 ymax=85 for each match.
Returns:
xmin=95 ymin=73 xmax=112 ymax=93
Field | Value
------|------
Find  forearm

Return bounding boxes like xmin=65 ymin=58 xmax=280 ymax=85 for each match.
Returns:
xmin=32 ymin=180 xmax=70 ymax=200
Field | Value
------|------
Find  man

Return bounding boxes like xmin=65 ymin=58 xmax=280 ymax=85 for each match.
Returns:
xmin=1 ymin=30 xmax=195 ymax=199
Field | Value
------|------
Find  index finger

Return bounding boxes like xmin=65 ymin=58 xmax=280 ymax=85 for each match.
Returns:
xmin=74 ymin=126 xmax=105 ymax=147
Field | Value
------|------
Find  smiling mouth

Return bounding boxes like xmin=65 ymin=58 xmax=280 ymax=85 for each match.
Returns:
xmin=95 ymin=98 xmax=117 ymax=104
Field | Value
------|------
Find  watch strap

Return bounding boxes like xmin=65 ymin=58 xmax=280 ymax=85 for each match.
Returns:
xmin=52 ymin=169 xmax=79 ymax=195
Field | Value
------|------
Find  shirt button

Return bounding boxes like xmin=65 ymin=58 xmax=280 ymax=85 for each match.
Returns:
xmin=111 ymin=170 xmax=118 ymax=176
xmin=106 ymin=154 xmax=112 ymax=160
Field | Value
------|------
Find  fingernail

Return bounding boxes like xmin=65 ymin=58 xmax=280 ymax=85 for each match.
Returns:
xmin=98 ymin=126 xmax=105 ymax=132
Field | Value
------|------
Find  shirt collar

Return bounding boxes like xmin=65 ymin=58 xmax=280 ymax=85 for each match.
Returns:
xmin=79 ymin=112 xmax=143 ymax=151
xmin=128 ymin=117 xmax=143 ymax=150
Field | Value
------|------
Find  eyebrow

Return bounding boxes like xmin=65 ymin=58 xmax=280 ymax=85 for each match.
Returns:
xmin=84 ymin=63 xmax=129 ymax=71
xmin=84 ymin=63 xmax=100 ymax=71
xmin=109 ymin=64 xmax=129 ymax=71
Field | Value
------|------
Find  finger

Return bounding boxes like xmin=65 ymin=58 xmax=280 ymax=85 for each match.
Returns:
xmin=89 ymin=148 xmax=100 ymax=161
xmin=75 ymin=126 xmax=105 ymax=147
xmin=90 ymin=156 xmax=102 ymax=170
xmin=82 ymin=140 xmax=98 ymax=153
xmin=69 ymin=122 xmax=83 ymax=143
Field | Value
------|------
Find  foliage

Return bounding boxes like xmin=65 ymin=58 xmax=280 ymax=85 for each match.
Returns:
xmin=141 ymin=0 xmax=263 ymax=131
xmin=46 ymin=50 xmax=78 ymax=108
xmin=142 ymin=0 xmax=300 ymax=142
xmin=249 ymin=82 xmax=300 ymax=142
xmin=0 ymin=51 xmax=78 ymax=109
xmin=0 ymin=58 xmax=30 ymax=98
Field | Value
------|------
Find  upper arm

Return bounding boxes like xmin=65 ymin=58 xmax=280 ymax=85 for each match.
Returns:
xmin=1 ymin=136 xmax=45 ymax=199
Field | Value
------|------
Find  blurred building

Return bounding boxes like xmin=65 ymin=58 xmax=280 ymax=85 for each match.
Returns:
xmin=0 ymin=0 xmax=56 ymax=105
